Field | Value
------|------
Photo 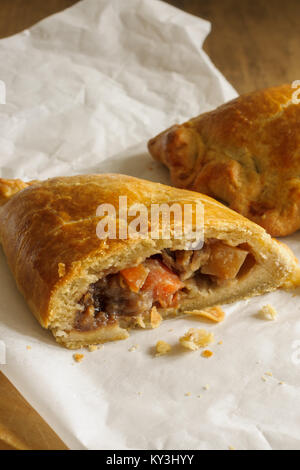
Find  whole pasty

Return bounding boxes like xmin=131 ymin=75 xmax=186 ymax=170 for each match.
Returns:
xmin=0 ymin=174 xmax=297 ymax=349
xmin=148 ymin=84 xmax=300 ymax=237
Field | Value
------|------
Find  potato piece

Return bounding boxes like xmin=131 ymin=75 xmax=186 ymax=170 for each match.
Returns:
xmin=201 ymin=242 xmax=248 ymax=280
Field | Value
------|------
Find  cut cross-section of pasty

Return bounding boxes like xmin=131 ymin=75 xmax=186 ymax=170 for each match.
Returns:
xmin=148 ymin=84 xmax=300 ymax=237
xmin=0 ymin=174 xmax=297 ymax=349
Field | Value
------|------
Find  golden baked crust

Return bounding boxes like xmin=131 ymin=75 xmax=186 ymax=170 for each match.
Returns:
xmin=0 ymin=179 xmax=30 ymax=206
xmin=0 ymin=173 xmax=297 ymax=349
xmin=148 ymin=84 xmax=300 ymax=236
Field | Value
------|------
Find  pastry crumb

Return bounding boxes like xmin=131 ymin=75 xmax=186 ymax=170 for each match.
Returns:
xmin=259 ymin=304 xmax=277 ymax=321
xmin=265 ymin=371 xmax=273 ymax=377
xmin=218 ymin=340 xmax=223 ymax=345
xmin=58 ymin=262 xmax=66 ymax=278
xmin=201 ymin=349 xmax=213 ymax=358
xmin=149 ymin=306 xmax=162 ymax=328
xmin=279 ymin=381 xmax=285 ymax=385
xmin=73 ymin=353 xmax=84 ymax=363
xmin=203 ymin=384 xmax=210 ymax=391
xmin=261 ymin=376 xmax=267 ymax=382
xmin=88 ymin=345 xmax=98 ymax=352
xmin=26 ymin=345 xmax=31 ymax=350
xmin=155 ymin=340 xmax=172 ymax=356
xmin=185 ymin=305 xmax=225 ymax=323
xmin=135 ymin=315 xmax=146 ymax=329
xmin=228 ymin=445 xmax=236 ymax=450
xmin=197 ymin=394 xmax=202 ymax=398
xmin=128 ymin=344 xmax=139 ymax=352
xmin=138 ymin=307 xmax=162 ymax=329
xmin=184 ymin=392 xmax=191 ymax=397
xmin=179 ymin=328 xmax=214 ymax=351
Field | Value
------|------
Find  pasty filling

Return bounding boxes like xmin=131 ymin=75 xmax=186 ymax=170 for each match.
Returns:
xmin=74 ymin=240 xmax=255 ymax=331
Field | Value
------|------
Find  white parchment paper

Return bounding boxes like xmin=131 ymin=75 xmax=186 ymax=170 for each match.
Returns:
xmin=1 ymin=0 xmax=300 ymax=450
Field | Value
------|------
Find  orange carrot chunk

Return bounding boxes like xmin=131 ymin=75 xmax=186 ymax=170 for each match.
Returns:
xmin=142 ymin=259 xmax=184 ymax=307
xmin=120 ymin=264 xmax=150 ymax=293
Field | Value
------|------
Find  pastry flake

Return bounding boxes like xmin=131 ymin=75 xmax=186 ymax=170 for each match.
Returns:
xmin=149 ymin=306 xmax=163 ymax=328
xmin=201 ymin=349 xmax=213 ymax=358
xmin=185 ymin=305 xmax=225 ymax=323
xmin=155 ymin=340 xmax=172 ymax=356
xmin=179 ymin=328 xmax=214 ymax=351
xmin=73 ymin=353 xmax=84 ymax=363
xmin=259 ymin=304 xmax=278 ymax=321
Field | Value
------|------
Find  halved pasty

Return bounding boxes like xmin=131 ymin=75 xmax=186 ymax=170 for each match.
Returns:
xmin=148 ymin=84 xmax=300 ymax=237
xmin=0 ymin=174 xmax=297 ymax=349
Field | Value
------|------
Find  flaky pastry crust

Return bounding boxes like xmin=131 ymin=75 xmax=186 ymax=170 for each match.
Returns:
xmin=148 ymin=84 xmax=300 ymax=236
xmin=0 ymin=174 xmax=297 ymax=349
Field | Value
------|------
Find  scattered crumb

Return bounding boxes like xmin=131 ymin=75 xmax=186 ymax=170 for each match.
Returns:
xmin=88 ymin=345 xmax=98 ymax=352
xmin=128 ymin=344 xmax=139 ymax=352
xmin=218 ymin=341 xmax=223 ymax=345
xmin=185 ymin=305 xmax=225 ymax=323
xmin=261 ymin=376 xmax=267 ymax=382
xmin=259 ymin=304 xmax=278 ymax=321
xmin=179 ymin=328 xmax=214 ymax=351
xmin=26 ymin=345 xmax=31 ymax=350
xmin=265 ymin=371 xmax=273 ymax=377
xmin=203 ymin=384 xmax=210 ymax=391
xmin=58 ymin=262 xmax=66 ymax=278
xmin=228 ymin=445 xmax=236 ymax=450
xmin=279 ymin=381 xmax=285 ymax=385
xmin=137 ymin=391 xmax=142 ymax=396
xmin=184 ymin=392 xmax=191 ymax=397
xmin=168 ymin=329 xmax=174 ymax=332
xmin=197 ymin=394 xmax=202 ymax=398
xmin=201 ymin=350 xmax=213 ymax=358
xmin=155 ymin=340 xmax=172 ymax=356
xmin=73 ymin=353 xmax=84 ymax=363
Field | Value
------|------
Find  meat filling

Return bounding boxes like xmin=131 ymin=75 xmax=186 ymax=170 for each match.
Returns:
xmin=75 ymin=241 xmax=254 ymax=331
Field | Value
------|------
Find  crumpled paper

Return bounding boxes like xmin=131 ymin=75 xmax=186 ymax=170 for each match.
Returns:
xmin=1 ymin=0 xmax=300 ymax=450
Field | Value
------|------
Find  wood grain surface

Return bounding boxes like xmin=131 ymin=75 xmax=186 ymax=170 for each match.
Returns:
xmin=0 ymin=0 xmax=78 ymax=39
xmin=0 ymin=0 xmax=299 ymax=94
xmin=0 ymin=0 xmax=298 ymax=451
xmin=0 ymin=372 xmax=67 ymax=450
xmin=165 ymin=0 xmax=300 ymax=93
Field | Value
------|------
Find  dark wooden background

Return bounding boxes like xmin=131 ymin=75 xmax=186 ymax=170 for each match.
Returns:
xmin=0 ymin=0 xmax=299 ymax=450
xmin=0 ymin=0 xmax=299 ymax=93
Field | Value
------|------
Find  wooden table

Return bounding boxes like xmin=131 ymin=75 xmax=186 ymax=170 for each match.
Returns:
xmin=165 ymin=0 xmax=300 ymax=94
xmin=0 ymin=374 xmax=67 ymax=450
xmin=0 ymin=0 xmax=299 ymax=451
